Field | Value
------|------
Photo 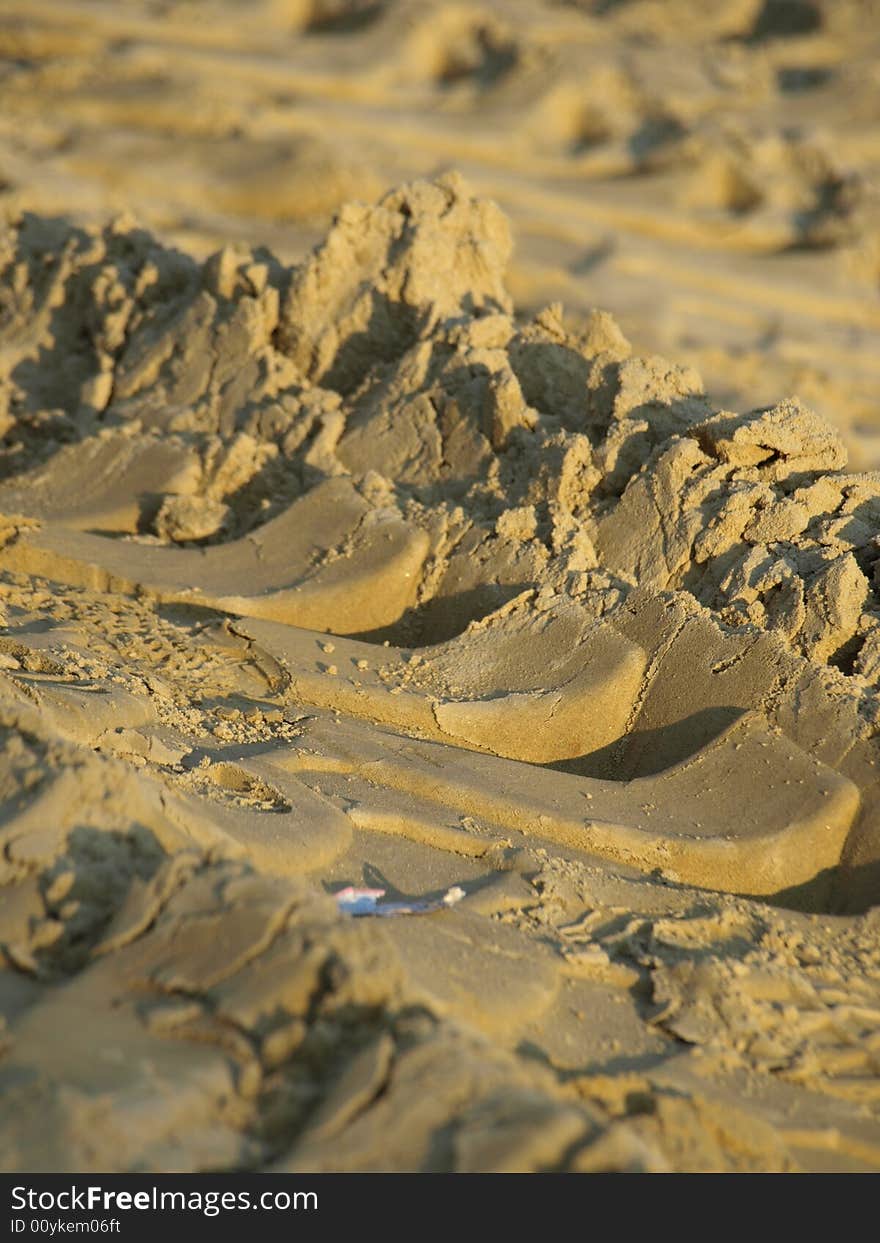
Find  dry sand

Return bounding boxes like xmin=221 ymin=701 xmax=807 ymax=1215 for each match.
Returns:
xmin=1 ymin=0 xmax=880 ymax=1173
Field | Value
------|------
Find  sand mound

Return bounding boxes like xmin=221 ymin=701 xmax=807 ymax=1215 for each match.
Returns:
xmin=2 ymin=176 xmax=880 ymax=1171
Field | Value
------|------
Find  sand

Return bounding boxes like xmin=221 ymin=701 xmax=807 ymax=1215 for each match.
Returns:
xmin=1 ymin=1 xmax=880 ymax=1174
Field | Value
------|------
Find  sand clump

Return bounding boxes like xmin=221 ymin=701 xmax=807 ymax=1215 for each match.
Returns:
xmin=2 ymin=173 xmax=880 ymax=1171
xmin=4 ymin=173 xmax=880 ymax=674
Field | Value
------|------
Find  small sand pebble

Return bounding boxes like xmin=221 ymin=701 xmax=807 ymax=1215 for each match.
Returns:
xmin=321 ymin=641 xmax=335 ymax=654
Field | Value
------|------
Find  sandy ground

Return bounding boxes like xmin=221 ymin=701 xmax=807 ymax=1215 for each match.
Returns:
xmin=1 ymin=0 xmax=880 ymax=1173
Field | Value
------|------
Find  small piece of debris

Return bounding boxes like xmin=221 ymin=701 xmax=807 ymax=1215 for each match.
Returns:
xmin=334 ymin=885 xmax=466 ymax=917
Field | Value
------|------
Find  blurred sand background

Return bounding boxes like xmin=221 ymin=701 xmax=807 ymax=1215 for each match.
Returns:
xmin=2 ymin=0 xmax=879 ymax=458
